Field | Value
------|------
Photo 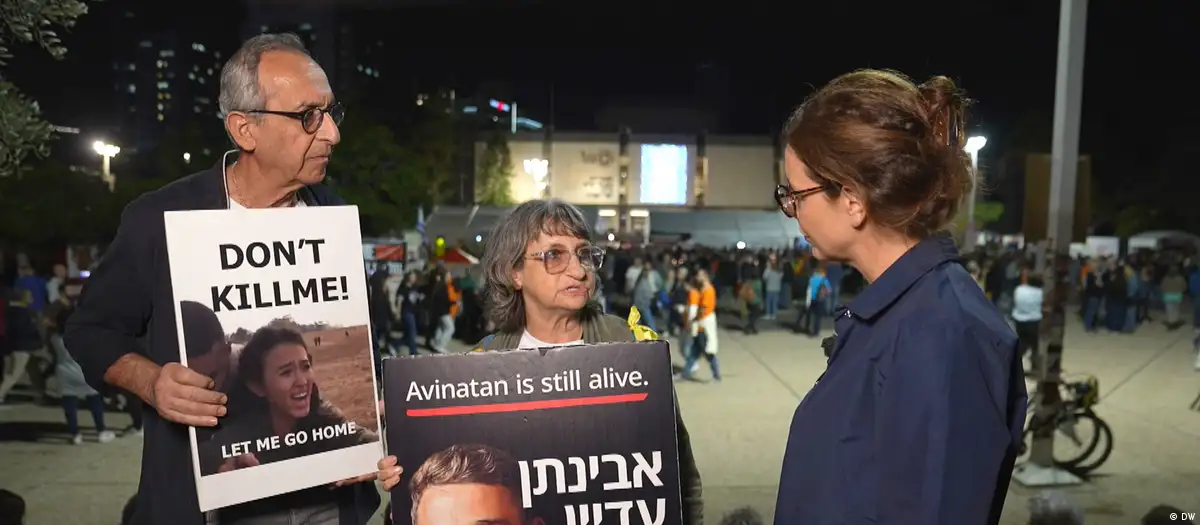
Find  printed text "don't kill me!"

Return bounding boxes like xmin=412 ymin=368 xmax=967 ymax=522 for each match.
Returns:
xmin=210 ymin=239 xmax=351 ymax=313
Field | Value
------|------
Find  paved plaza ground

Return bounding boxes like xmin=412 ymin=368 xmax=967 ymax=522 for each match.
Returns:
xmin=3 ymin=315 xmax=1199 ymax=524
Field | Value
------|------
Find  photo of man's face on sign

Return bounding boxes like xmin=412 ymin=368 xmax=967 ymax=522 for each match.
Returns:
xmin=409 ymin=444 xmax=544 ymax=525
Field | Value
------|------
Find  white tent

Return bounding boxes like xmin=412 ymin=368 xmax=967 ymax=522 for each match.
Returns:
xmin=1127 ymin=230 xmax=1200 ymax=252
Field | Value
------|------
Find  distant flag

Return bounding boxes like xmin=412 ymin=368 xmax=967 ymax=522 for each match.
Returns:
xmin=416 ymin=205 xmax=427 ymax=242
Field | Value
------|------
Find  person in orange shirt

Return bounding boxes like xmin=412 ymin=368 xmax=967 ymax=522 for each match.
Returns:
xmin=679 ymin=268 xmax=720 ymax=382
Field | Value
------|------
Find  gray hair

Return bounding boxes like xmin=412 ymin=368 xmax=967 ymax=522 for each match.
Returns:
xmin=481 ymin=199 xmax=594 ymax=333
xmin=218 ymin=33 xmax=312 ymax=119
xmin=1028 ymin=491 xmax=1084 ymax=525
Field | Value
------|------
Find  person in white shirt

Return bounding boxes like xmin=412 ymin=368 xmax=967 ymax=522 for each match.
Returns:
xmin=1011 ymin=273 xmax=1044 ymax=374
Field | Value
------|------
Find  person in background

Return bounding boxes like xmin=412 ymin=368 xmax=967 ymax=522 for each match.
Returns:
xmin=1012 ymin=274 xmax=1044 ymax=375
xmin=1123 ymin=261 xmax=1139 ymax=333
xmin=805 ymin=263 xmax=832 ymax=337
xmin=12 ymin=265 xmax=47 ymax=317
xmin=632 ymin=260 xmax=661 ymax=332
xmin=426 ymin=269 xmax=455 ymax=353
xmin=368 ymin=266 xmax=393 ymax=359
xmin=681 ymin=270 xmax=721 ymax=383
xmin=824 ymin=261 xmax=844 ymax=312
xmin=0 ymin=289 xmax=42 ymax=404
xmin=46 ymin=264 xmax=68 ymax=305
xmin=46 ymin=282 xmax=116 ymax=444
xmin=1082 ymin=259 xmax=1105 ymax=333
xmin=763 ymin=261 xmax=784 ymax=320
xmin=738 ymin=275 xmax=763 ymax=335
xmin=1103 ymin=262 xmax=1128 ymax=333
xmin=1160 ymin=266 xmax=1187 ymax=330
xmin=967 ymin=260 xmax=985 ymax=289
xmin=394 ymin=272 xmax=423 ymax=356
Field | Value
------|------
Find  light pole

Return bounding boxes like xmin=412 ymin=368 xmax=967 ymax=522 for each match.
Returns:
xmin=92 ymin=141 xmax=120 ymax=192
xmin=962 ymin=135 xmax=987 ymax=252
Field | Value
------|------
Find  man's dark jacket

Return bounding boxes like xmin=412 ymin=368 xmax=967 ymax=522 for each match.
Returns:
xmin=64 ymin=162 xmax=381 ymax=525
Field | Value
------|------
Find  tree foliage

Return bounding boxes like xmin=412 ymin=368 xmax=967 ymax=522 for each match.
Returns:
xmin=0 ymin=161 xmax=116 ymax=246
xmin=330 ymin=112 xmax=429 ymax=236
xmin=476 ymin=131 xmax=514 ymax=206
xmin=0 ymin=0 xmax=90 ymax=177
xmin=0 ymin=81 xmax=52 ymax=177
xmin=405 ymin=91 xmax=457 ymax=204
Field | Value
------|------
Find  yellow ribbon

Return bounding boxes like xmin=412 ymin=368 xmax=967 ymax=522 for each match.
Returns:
xmin=627 ymin=306 xmax=659 ymax=342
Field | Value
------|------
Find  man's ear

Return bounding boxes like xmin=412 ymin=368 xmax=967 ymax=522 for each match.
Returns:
xmin=225 ymin=112 xmax=258 ymax=152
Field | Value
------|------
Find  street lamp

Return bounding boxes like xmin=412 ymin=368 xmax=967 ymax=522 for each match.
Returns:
xmin=962 ymin=135 xmax=987 ymax=252
xmin=92 ymin=141 xmax=121 ymax=192
xmin=183 ymin=152 xmax=191 ymax=164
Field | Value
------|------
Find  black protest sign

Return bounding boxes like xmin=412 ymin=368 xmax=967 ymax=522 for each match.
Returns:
xmin=384 ymin=341 xmax=682 ymax=525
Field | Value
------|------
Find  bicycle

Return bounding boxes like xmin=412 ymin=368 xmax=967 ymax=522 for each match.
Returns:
xmin=1017 ymin=375 xmax=1114 ymax=475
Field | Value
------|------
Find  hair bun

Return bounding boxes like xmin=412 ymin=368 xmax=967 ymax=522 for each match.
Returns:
xmin=918 ymin=76 xmax=969 ymax=148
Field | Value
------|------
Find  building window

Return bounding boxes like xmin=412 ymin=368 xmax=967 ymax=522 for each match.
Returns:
xmin=159 ymin=49 xmax=174 ymax=57
xmin=192 ymin=42 xmax=206 ymax=52
xmin=127 ymin=84 xmax=136 ymax=94
xmin=139 ymin=40 xmax=152 ymax=48
xmin=157 ymin=81 xmax=169 ymax=90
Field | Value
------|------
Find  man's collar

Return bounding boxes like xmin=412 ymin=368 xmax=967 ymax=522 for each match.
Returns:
xmin=846 ymin=233 xmax=962 ymax=321
xmin=212 ymin=150 xmax=317 ymax=208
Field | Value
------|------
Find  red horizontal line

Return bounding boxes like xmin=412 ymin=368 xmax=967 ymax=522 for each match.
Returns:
xmin=406 ymin=393 xmax=649 ymax=417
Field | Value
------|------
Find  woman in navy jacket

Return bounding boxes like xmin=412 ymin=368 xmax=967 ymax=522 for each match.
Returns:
xmin=772 ymin=70 xmax=1027 ymax=525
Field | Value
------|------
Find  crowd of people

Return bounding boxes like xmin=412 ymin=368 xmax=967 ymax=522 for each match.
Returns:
xmin=0 ymin=263 xmax=144 ymax=443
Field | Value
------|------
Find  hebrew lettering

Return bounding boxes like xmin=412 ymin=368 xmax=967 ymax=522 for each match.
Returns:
xmin=601 ymin=454 xmax=632 ymax=491
xmin=631 ymin=452 xmax=663 ymax=488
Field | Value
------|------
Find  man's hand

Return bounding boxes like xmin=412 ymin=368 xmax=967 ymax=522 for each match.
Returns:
xmin=377 ymin=455 xmax=403 ymax=491
xmin=151 ymin=363 xmax=226 ymax=426
xmin=217 ymin=453 xmax=260 ymax=473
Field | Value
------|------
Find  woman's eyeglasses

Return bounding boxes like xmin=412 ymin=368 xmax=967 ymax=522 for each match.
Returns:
xmin=774 ymin=184 xmax=826 ymax=218
xmin=527 ymin=246 xmax=606 ymax=274
xmin=244 ymin=102 xmax=346 ymax=134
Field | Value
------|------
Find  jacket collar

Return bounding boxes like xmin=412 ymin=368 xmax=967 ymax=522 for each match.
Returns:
xmin=199 ymin=150 xmax=321 ymax=209
xmin=846 ymin=233 xmax=962 ymax=321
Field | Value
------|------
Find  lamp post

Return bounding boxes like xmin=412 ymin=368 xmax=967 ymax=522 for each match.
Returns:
xmin=962 ymin=135 xmax=987 ymax=252
xmin=92 ymin=141 xmax=120 ymax=192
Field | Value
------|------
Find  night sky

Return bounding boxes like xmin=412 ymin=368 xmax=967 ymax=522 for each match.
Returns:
xmin=8 ymin=0 xmax=1199 ymax=217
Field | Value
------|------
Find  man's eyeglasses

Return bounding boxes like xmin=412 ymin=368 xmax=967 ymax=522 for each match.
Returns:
xmin=774 ymin=184 xmax=826 ymax=218
xmin=244 ymin=102 xmax=345 ymax=134
xmin=526 ymin=246 xmax=606 ymax=274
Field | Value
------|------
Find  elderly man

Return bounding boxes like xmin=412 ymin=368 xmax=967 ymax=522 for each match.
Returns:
xmin=64 ymin=33 xmax=379 ymax=525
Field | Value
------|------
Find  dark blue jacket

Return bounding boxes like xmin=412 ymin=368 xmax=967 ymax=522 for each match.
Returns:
xmin=65 ymin=159 xmax=381 ymax=525
xmin=775 ymin=235 xmax=1027 ymax=525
